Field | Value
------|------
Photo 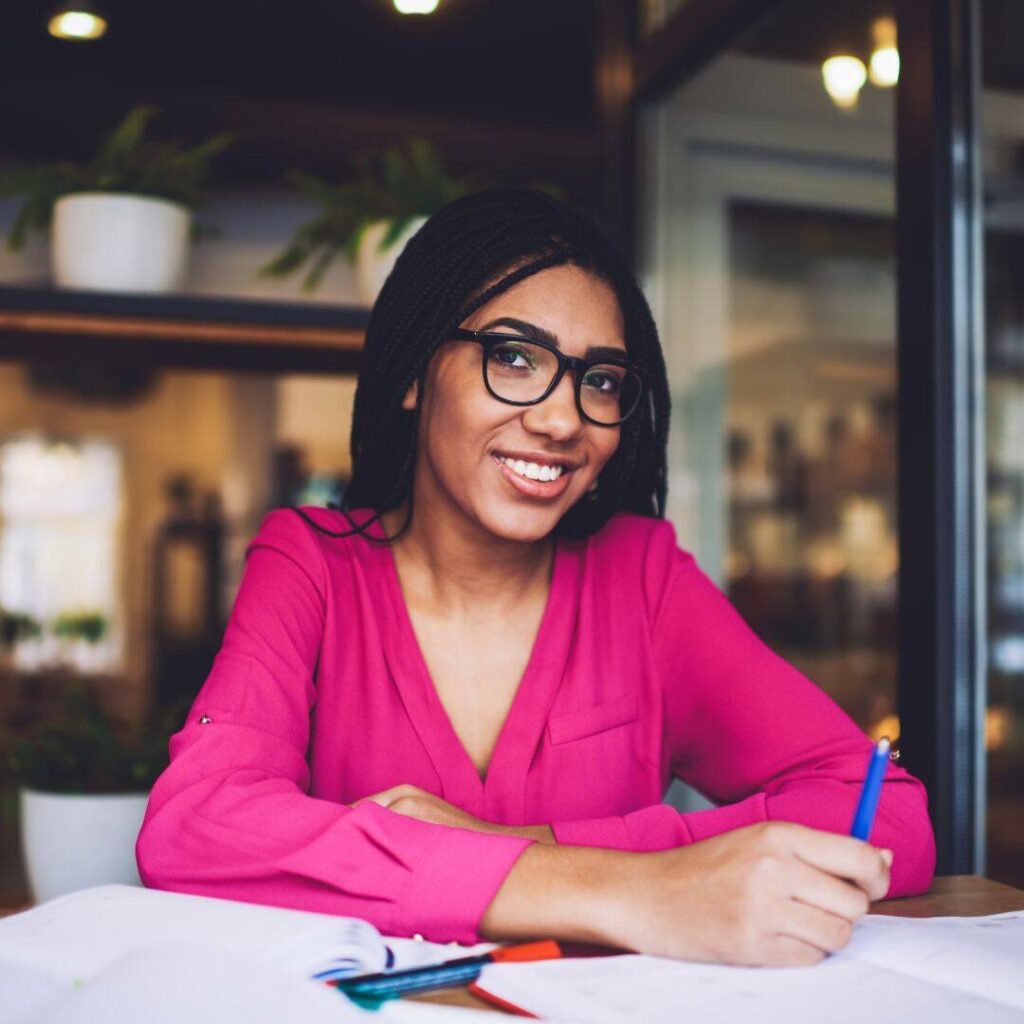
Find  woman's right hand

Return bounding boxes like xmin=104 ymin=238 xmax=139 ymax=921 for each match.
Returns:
xmin=605 ymin=821 xmax=892 ymax=966
xmin=481 ymin=821 xmax=891 ymax=967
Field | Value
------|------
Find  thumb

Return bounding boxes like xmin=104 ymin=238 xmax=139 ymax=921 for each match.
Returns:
xmin=348 ymin=786 xmax=403 ymax=810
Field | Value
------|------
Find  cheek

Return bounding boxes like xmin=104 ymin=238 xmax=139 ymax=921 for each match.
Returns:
xmin=592 ymin=429 xmax=621 ymax=472
xmin=419 ymin=370 xmax=508 ymax=468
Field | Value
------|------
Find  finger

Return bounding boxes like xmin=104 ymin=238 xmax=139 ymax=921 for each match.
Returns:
xmin=788 ymin=829 xmax=890 ymax=901
xmin=758 ymin=934 xmax=828 ymax=968
xmin=786 ymin=859 xmax=870 ymax=923
xmin=349 ymin=785 xmax=407 ymax=810
xmin=776 ymin=900 xmax=853 ymax=955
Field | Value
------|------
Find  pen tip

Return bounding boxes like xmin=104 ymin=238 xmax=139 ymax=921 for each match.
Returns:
xmin=878 ymin=736 xmax=891 ymax=751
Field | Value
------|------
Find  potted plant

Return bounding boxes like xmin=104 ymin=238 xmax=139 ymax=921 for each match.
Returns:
xmin=0 ymin=105 xmax=233 ymax=293
xmin=8 ymin=681 xmax=180 ymax=903
xmin=53 ymin=610 xmax=111 ymax=675
xmin=0 ymin=609 xmax=44 ymax=672
xmin=261 ymin=138 xmax=474 ymax=304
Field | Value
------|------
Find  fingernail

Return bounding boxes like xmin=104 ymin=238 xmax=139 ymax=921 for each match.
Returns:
xmin=880 ymin=848 xmax=894 ymax=866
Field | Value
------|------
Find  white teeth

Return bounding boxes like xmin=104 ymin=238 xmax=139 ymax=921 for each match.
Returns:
xmin=497 ymin=456 xmax=565 ymax=483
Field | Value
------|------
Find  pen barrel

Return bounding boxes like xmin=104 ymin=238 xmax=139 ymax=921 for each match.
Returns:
xmin=337 ymin=958 xmax=485 ymax=999
xmin=850 ymin=742 xmax=890 ymax=841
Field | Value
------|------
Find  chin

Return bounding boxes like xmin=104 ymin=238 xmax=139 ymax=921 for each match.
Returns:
xmin=476 ymin=500 xmax=570 ymax=544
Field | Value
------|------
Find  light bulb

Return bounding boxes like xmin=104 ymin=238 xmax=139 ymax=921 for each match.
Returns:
xmin=822 ymin=55 xmax=867 ymax=110
xmin=48 ymin=7 xmax=107 ymax=40
xmin=869 ymin=47 xmax=900 ymax=87
xmin=868 ymin=16 xmax=899 ymax=87
xmin=393 ymin=0 xmax=439 ymax=12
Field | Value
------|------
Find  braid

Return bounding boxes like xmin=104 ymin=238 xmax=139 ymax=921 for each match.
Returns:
xmin=297 ymin=187 xmax=672 ymax=545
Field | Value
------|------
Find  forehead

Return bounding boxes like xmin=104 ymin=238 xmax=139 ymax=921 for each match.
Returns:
xmin=466 ymin=265 xmax=625 ymax=346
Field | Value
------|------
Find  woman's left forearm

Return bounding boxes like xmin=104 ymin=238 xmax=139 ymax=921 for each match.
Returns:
xmin=493 ymin=823 xmax=555 ymax=843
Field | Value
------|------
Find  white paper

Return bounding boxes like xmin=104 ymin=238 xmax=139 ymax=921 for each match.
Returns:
xmin=0 ymin=959 xmax=63 ymax=1024
xmin=476 ymin=912 xmax=1024 ymax=1023
xmin=28 ymin=942 xmax=366 ymax=1024
xmin=0 ymin=884 xmax=387 ymax=986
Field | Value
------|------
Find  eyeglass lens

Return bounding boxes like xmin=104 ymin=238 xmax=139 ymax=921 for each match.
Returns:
xmin=485 ymin=338 xmax=640 ymax=425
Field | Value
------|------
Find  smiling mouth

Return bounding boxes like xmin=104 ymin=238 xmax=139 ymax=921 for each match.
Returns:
xmin=494 ymin=454 xmax=566 ymax=483
xmin=491 ymin=453 xmax=575 ymax=500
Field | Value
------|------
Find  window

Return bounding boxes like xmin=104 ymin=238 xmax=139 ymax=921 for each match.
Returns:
xmin=0 ymin=436 xmax=122 ymax=673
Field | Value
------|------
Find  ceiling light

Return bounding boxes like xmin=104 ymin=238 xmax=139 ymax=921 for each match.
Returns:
xmin=48 ymin=4 xmax=107 ymax=40
xmin=393 ymin=0 xmax=439 ymax=13
xmin=868 ymin=16 xmax=899 ymax=87
xmin=822 ymin=55 xmax=867 ymax=110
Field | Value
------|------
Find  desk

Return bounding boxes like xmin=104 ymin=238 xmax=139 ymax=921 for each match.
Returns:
xmin=3 ymin=876 xmax=1021 ymax=1015
xmin=410 ymin=875 xmax=1024 ymax=1015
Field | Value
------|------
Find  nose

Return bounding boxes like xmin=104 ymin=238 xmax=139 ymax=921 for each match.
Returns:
xmin=520 ymin=368 xmax=583 ymax=441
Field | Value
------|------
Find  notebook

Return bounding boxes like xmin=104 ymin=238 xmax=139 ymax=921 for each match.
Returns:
xmin=473 ymin=911 xmax=1024 ymax=1022
xmin=0 ymin=884 xmax=389 ymax=986
xmin=0 ymin=885 xmax=484 ymax=1023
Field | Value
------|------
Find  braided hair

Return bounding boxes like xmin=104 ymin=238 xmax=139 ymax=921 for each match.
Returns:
xmin=297 ymin=186 xmax=671 ymax=544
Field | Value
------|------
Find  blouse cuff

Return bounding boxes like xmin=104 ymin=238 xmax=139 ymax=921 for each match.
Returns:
xmin=396 ymin=820 xmax=534 ymax=945
xmin=277 ymin=800 xmax=532 ymax=944
xmin=682 ymin=792 xmax=767 ymax=842
xmin=552 ymin=794 xmax=769 ymax=853
xmin=551 ymin=814 xmax=632 ymax=850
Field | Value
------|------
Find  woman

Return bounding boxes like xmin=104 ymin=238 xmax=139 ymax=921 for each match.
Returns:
xmin=137 ymin=188 xmax=935 ymax=967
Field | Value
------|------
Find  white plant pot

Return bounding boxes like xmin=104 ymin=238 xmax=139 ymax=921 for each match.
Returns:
xmin=52 ymin=192 xmax=192 ymax=293
xmin=20 ymin=788 xmax=149 ymax=903
xmin=355 ymin=215 xmax=428 ymax=305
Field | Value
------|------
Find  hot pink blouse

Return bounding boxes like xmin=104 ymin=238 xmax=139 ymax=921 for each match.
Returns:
xmin=136 ymin=506 xmax=936 ymax=944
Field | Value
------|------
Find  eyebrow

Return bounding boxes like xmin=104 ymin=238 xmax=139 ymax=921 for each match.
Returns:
xmin=477 ymin=316 xmax=628 ymax=362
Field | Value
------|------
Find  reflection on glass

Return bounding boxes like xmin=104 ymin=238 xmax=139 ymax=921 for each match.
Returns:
xmin=983 ymin=228 xmax=1024 ymax=888
xmin=983 ymin=0 xmax=1024 ymax=888
xmin=725 ymin=204 xmax=897 ymax=736
xmin=640 ymin=0 xmax=898 ymax=812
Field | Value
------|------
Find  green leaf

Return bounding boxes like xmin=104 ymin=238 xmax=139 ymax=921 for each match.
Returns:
xmin=302 ymin=243 xmax=340 ymax=292
xmin=259 ymin=239 xmax=316 ymax=278
xmin=92 ymin=105 xmax=159 ymax=181
xmin=379 ymin=214 xmax=414 ymax=252
xmin=267 ymin=137 xmax=471 ymax=285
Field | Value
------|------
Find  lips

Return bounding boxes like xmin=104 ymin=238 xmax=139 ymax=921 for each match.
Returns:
xmin=492 ymin=453 xmax=574 ymax=500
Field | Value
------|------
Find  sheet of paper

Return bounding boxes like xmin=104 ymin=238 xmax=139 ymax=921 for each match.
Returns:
xmin=0 ymin=958 xmax=64 ymax=1024
xmin=385 ymin=936 xmax=493 ymax=971
xmin=29 ymin=942 xmax=367 ymax=1024
xmin=852 ymin=911 xmax=1024 ymax=1009
xmin=0 ymin=884 xmax=387 ymax=985
xmin=475 ymin=912 xmax=1024 ymax=1024
xmin=861 ymin=910 xmax=1024 ymax=956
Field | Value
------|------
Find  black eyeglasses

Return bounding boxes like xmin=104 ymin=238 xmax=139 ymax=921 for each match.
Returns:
xmin=449 ymin=328 xmax=645 ymax=427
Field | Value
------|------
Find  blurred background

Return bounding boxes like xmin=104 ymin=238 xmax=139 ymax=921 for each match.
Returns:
xmin=0 ymin=0 xmax=1020 ymax=907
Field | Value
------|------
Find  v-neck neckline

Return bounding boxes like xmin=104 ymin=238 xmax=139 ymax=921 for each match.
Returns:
xmin=358 ymin=509 xmax=581 ymax=818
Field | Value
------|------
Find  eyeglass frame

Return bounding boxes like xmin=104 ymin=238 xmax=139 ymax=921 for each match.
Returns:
xmin=448 ymin=328 xmax=646 ymax=428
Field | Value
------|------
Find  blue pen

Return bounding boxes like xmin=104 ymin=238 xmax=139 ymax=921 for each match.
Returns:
xmin=850 ymin=737 xmax=891 ymax=841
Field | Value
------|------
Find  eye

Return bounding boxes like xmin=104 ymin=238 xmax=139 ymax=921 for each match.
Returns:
xmin=490 ymin=342 xmax=537 ymax=370
xmin=582 ymin=368 xmax=623 ymax=393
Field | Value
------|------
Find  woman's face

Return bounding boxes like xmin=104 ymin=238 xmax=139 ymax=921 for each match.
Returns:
xmin=403 ymin=264 xmax=627 ymax=543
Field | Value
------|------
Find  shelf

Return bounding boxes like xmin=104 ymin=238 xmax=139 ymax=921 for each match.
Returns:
xmin=0 ymin=286 xmax=369 ymax=375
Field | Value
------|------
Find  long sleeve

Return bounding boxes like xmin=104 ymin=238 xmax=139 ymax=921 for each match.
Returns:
xmin=136 ymin=510 xmax=531 ymax=943
xmin=551 ymin=521 xmax=935 ymax=898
